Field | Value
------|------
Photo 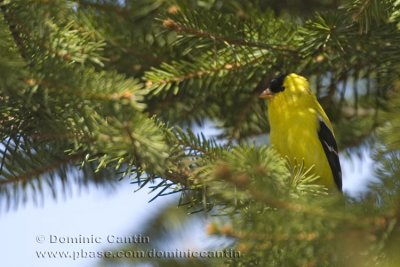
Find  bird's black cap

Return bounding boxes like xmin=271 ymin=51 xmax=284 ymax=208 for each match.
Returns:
xmin=269 ymin=74 xmax=287 ymax=93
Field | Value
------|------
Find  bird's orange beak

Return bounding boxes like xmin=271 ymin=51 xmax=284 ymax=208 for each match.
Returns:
xmin=259 ymin=88 xmax=274 ymax=100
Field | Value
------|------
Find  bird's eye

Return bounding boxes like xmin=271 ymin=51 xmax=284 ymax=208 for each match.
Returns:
xmin=269 ymin=74 xmax=286 ymax=93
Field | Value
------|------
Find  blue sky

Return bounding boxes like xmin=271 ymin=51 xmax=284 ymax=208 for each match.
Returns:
xmin=0 ymin=183 xmax=177 ymax=267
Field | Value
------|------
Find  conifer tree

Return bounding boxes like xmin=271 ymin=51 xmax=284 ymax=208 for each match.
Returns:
xmin=1 ymin=0 xmax=400 ymax=266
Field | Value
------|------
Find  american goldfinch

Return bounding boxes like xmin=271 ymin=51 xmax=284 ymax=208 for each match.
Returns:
xmin=259 ymin=73 xmax=342 ymax=191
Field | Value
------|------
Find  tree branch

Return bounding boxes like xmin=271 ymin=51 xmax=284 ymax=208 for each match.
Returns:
xmin=0 ymin=1 xmax=30 ymax=62
xmin=163 ymin=18 xmax=297 ymax=53
xmin=0 ymin=153 xmax=83 ymax=187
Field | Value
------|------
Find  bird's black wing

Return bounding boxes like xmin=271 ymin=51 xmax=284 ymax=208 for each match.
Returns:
xmin=317 ymin=118 xmax=342 ymax=191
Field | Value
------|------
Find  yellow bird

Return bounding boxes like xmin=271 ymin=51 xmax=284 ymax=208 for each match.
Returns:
xmin=259 ymin=73 xmax=342 ymax=191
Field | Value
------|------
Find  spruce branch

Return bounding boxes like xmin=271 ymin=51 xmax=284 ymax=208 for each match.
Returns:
xmin=74 ymin=0 xmax=166 ymax=65
xmin=226 ymin=77 xmax=270 ymax=144
xmin=75 ymin=0 xmax=131 ymax=18
xmin=75 ymin=0 xmax=165 ymax=21
xmin=0 ymin=153 xmax=83 ymax=187
xmin=209 ymin=223 xmax=328 ymax=242
xmin=144 ymin=47 xmax=268 ymax=104
xmin=162 ymin=17 xmax=297 ymax=53
xmin=0 ymin=0 xmax=30 ymax=62
xmin=347 ymin=0 xmax=394 ymax=33
xmin=146 ymin=61 xmax=242 ymax=90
